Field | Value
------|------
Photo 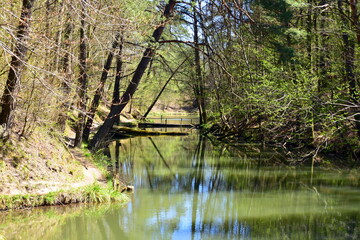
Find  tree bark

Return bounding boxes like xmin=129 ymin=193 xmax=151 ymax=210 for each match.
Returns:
xmin=350 ymin=0 xmax=360 ymax=43
xmin=0 ymin=0 xmax=36 ymax=136
xmin=112 ymin=36 xmax=124 ymax=126
xmin=318 ymin=0 xmax=329 ymax=93
xmin=192 ymin=0 xmax=207 ymax=125
xmin=57 ymin=8 xmax=74 ymax=130
xmin=306 ymin=0 xmax=313 ymax=66
xmin=348 ymin=0 xmax=360 ymax=137
xmin=60 ymin=11 xmax=74 ymax=95
xmin=338 ymin=0 xmax=360 ymax=138
xmin=89 ymin=0 xmax=177 ymax=149
xmin=74 ymin=0 xmax=88 ymax=147
xmin=82 ymin=33 xmax=120 ymax=142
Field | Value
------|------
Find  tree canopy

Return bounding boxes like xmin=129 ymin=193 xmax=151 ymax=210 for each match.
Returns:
xmin=0 ymin=0 xmax=359 ymax=159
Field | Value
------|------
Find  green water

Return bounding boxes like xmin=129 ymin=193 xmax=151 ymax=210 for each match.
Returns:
xmin=1 ymin=135 xmax=359 ymax=239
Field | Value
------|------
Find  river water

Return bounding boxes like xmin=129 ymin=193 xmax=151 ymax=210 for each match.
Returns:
xmin=1 ymin=134 xmax=359 ymax=239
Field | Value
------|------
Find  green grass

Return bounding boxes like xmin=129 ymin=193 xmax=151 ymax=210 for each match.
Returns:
xmin=0 ymin=183 xmax=129 ymax=210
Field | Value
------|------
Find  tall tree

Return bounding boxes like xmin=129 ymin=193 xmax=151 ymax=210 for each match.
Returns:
xmin=192 ymin=0 xmax=207 ymax=125
xmin=112 ymin=35 xmax=124 ymax=125
xmin=339 ymin=0 xmax=360 ymax=138
xmin=57 ymin=5 xmax=74 ymax=130
xmin=90 ymin=0 xmax=177 ymax=149
xmin=0 ymin=0 xmax=36 ymax=137
xmin=82 ymin=33 xmax=120 ymax=142
xmin=74 ymin=0 xmax=89 ymax=147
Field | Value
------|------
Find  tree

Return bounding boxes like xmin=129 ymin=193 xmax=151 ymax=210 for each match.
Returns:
xmin=0 ymin=0 xmax=36 ymax=137
xmin=74 ymin=0 xmax=89 ymax=147
xmin=82 ymin=33 xmax=121 ymax=142
xmin=90 ymin=0 xmax=177 ymax=149
xmin=192 ymin=0 xmax=207 ymax=125
xmin=339 ymin=0 xmax=360 ymax=138
xmin=112 ymin=35 xmax=124 ymax=125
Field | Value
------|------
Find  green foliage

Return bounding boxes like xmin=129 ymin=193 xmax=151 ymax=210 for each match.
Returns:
xmin=257 ymin=0 xmax=293 ymax=23
xmin=191 ymin=0 xmax=360 ymax=159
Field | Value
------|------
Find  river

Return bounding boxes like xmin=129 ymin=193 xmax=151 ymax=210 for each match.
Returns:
xmin=0 ymin=134 xmax=359 ymax=239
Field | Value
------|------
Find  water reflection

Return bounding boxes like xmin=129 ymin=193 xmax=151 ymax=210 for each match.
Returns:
xmin=106 ymin=135 xmax=360 ymax=239
xmin=1 ymin=135 xmax=359 ymax=239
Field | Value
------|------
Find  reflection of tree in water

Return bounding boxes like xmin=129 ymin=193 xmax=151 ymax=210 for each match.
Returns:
xmin=2 ymin=137 xmax=360 ymax=239
xmin=105 ymin=135 xmax=360 ymax=239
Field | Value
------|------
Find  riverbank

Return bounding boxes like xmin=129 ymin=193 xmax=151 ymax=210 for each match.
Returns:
xmin=0 ymin=126 xmax=128 ymax=210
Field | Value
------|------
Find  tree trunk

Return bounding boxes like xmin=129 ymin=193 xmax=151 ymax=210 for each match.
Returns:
xmin=348 ymin=0 xmax=360 ymax=137
xmin=89 ymin=0 xmax=177 ymax=149
xmin=306 ymin=0 xmax=313 ymax=66
xmin=82 ymin=33 xmax=120 ymax=142
xmin=112 ymin=36 xmax=124 ymax=126
xmin=0 ymin=0 xmax=36 ymax=136
xmin=74 ymin=0 xmax=88 ymax=147
xmin=60 ymin=11 xmax=74 ymax=95
xmin=318 ymin=0 xmax=329 ymax=93
xmin=338 ymin=0 xmax=360 ymax=138
xmin=343 ymin=33 xmax=360 ymax=138
xmin=57 ymin=8 xmax=74 ymax=130
xmin=192 ymin=0 xmax=207 ymax=125
xmin=143 ymin=57 xmax=188 ymax=119
xmin=350 ymin=0 xmax=360 ymax=43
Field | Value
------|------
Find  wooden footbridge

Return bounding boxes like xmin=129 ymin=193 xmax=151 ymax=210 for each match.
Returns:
xmin=138 ymin=116 xmax=200 ymax=129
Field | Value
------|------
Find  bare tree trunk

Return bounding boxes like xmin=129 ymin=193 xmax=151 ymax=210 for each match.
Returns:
xmin=60 ymin=12 xmax=74 ymax=95
xmin=143 ymin=57 xmax=188 ymax=119
xmin=192 ymin=0 xmax=207 ymax=125
xmin=0 ymin=0 xmax=36 ymax=137
xmin=74 ymin=0 xmax=88 ymax=147
xmin=57 ymin=8 xmax=74 ymax=130
xmin=112 ymin=36 xmax=124 ymax=125
xmin=82 ymin=33 xmax=120 ymax=142
xmin=89 ymin=0 xmax=177 ymax=149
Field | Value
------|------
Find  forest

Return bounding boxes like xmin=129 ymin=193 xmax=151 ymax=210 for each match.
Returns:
xmin=1 ymin=2 xmax=360 ymax=238
xmin=0 ymin=0 xmax=359 ymax=162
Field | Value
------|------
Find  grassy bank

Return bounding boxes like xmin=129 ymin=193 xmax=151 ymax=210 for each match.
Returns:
xmin=0 ymin=125 xmax=129 ymax=210
xmin=0 ymin=183 xmax=129 ymax=210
